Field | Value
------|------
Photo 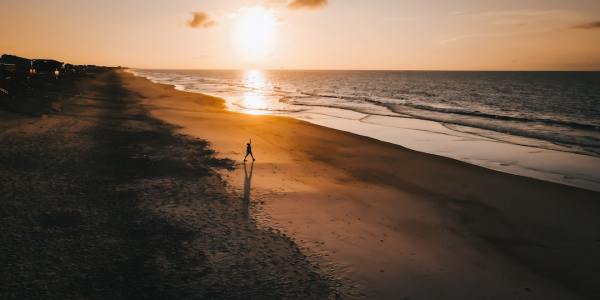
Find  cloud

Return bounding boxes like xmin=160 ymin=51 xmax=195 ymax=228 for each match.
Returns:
xmin=571 ymin=21 xmax=600 ymax=29
xmin=288 ymin=0 xmax=327 ymax=10
xmin=192 ymin=53 xmax=210 ymax=60
xmin=440 ymin=34 xmax=480 ymax=45
xmin=440 ymin=28 xmax=555 ymax=45
xmin=478 ymin=9 xmax=567 ymax=17
xmin=187 ymin=12 xmax=216 ymax=28
xmin=264 ymin=0 xmax=287 ymax=6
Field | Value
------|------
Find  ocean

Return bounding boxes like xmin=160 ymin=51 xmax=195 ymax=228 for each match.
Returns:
xmin=130 ymin=69 xmax=600 ymax=190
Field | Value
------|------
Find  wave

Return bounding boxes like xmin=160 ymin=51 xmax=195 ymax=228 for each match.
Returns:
xmin=282 ymin=96 xmax=600 ymax=156
xmin=293 ymin=91 xmax=600 ymax=131
xmin=390 ymin=102 xmax=600 ymax=131
xmin=130 ymin=69 xmax=600 ymax=157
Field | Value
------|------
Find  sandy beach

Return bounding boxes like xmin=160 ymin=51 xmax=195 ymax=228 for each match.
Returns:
xmin=124 ymin=70 xmax=600 ymax=299
xmin=2 ymin=70 xmax=599 ymax=299
xmin=0 ymin=71 xmax=334 ymax=299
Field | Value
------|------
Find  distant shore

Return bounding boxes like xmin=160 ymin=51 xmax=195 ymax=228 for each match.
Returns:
xmin=125 ymin=70 xmax=600 ymax=299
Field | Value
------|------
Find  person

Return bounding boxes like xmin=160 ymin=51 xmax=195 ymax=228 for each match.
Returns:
xmin=244 ymin=138 xmax=255 ymax=161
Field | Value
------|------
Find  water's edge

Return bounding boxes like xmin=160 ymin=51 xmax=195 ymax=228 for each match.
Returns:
xmin=128 ymin=70 xmax=600 ymax=192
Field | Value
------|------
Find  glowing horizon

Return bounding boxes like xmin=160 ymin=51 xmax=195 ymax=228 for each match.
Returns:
xmin=2 ymin=0 xmax=600 ymax=71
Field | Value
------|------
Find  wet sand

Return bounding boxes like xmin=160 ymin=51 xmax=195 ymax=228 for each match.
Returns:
xmin=123 ymin=71 xmax=600 ymax=299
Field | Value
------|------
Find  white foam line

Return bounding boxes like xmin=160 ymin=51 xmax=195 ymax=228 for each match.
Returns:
xmin=130 ymin=70 xmax=600 ymax=192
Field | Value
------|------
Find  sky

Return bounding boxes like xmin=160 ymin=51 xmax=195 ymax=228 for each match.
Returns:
xmin=1 ymin=0 xmax=600 ymax=70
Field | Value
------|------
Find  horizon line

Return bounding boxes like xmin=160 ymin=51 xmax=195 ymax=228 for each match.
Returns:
xmin=130 ymin=67 xmax=600 ymax=72
xmin=4 ymin=53 xmax=599 ymax=72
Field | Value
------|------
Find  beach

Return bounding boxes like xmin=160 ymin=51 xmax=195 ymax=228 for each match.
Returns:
xmin=126 ymin=71 xmax=600 ymax=299
xmin=0 ymin=71 xmax=334 ymax=299
xmin=2 ymin=70 xmax=600 ymax=299
xmin=132 ymin=69 xmax=600 ymax=192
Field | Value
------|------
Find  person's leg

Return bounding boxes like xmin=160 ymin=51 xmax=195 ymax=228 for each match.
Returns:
xmin=244 ymin=152 xmax=249 ymax=161
xmin=250 ymin=152 xmax=255 ymax=161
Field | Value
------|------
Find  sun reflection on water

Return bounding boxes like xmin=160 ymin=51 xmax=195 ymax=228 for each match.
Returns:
xmin=242 ymin=69 xmax=269 ymax=115
xmin=244 ymin=69 xmax=266 ymax=89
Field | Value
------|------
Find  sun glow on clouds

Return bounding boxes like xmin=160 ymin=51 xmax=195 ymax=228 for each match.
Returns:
xmin=232 ymin=7 xmax=278 ymax=63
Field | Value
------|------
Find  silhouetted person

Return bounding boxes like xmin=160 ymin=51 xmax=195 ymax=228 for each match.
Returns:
xmin=244 ymin=138 xmax=255 ymax=161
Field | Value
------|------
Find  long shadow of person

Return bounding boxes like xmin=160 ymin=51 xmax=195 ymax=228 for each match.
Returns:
xmin=242 ymin=160 xmax=254 ymax=220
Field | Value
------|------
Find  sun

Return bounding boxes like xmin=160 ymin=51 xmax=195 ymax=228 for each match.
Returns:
xmin=232 ymin=7 xmax=277 ymax=63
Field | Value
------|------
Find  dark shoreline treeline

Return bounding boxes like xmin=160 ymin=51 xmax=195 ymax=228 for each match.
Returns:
xmin=0 ymin=54 xmax=117 ymax=116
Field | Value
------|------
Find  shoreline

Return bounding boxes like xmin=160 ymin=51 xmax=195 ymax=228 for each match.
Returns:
xmin=124 ymin=70 xmax=600 ymax=299
xmin=129 ymin=69 xmax=600 ymax=192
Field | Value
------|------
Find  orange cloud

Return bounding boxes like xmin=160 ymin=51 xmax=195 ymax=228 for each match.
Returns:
xmin=288 ymin=0 xmax=327 ymax=10
xmin=571 ymin=21 xmax=600 ymax=29
xmin=187 ymin=12 xmax=216 ymax=28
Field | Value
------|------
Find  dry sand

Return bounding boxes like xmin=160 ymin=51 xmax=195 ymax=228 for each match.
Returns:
xmin=0 ymin=72 xmax=335 ymax=299
xmin=122 ymin=71 xmax=600 ymax=299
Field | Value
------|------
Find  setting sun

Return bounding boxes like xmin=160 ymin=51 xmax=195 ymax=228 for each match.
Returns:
xmin=232 ymin=7 xmax=277 ymax=63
